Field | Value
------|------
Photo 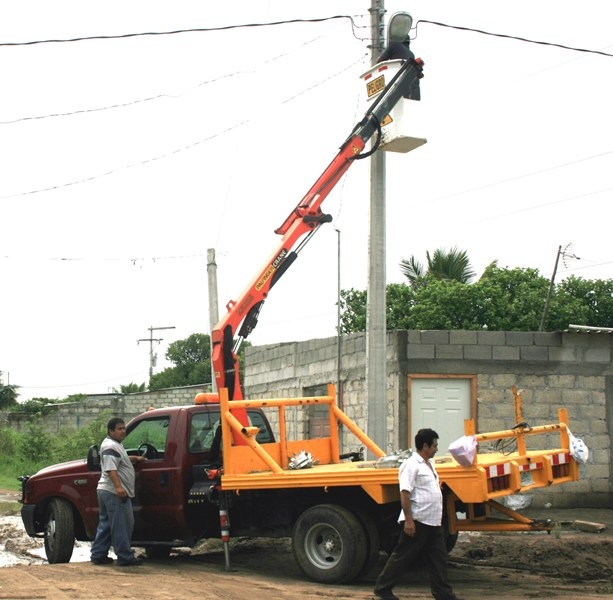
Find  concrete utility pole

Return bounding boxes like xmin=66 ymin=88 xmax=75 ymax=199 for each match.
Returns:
xmin=207 ymin=248 xmax=220 ymax=391
xmin=137 ymin=325 xmax=175 ymax=380
xmin=366 ymin=0 xmax=388 ymax=454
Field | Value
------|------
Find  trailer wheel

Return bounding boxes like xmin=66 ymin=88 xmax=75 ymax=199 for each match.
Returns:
xmin=292 ymin=504 xmax=367 ymax=584
xmin=44 ymin=498 xmax=75 ymax=564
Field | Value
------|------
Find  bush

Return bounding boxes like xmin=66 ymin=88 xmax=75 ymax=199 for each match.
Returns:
xmin=18 ymin=423 xmax=58 ymax=464
xmin=0 ymin=426 xmax=18 ymax=456
xmin=58 ymin=413 xmax=110 ymax=460
xmin=0 ymin=412 xmax=111 ymax=490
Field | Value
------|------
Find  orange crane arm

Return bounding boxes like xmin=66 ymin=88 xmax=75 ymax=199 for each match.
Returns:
xmin=211 ymin=57 xmax=425 ymax=428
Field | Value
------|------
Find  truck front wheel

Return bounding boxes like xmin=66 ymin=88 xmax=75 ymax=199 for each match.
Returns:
xmin=44 ymin=498 xmax=75 ymax=563
xmin=292 ymin=504 xmax=367 ymax=584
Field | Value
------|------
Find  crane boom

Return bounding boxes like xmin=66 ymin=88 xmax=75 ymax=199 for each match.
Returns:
xmin=211 ymin=57 xmax=425 ymax=433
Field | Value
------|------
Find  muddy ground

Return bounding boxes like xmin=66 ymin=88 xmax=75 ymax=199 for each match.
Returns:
xmin=1 ymin=488 xmax=612 ymax=600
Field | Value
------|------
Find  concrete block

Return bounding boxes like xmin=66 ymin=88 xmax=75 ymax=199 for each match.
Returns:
xmin=450 ymin=330 xmax=477 ymax=344
xmin=520 ymin=346 xmax=549 ymax=361
xmin=549 ymin=347 xmax=578 ymax=362
xmin=407 ymin=344 xmax=435 ymax=359
xmin=534 ymin=331 xmax=562 ymax=346
xmin=477 ymin=330 xmax=505 ymax=345
xmin=506 ymin=331 xmax=535 ymax=345
xmin=492 ymin=346 xmax=520 ymax=360
xmin=435 ymin=345 xmax=464 ymax=360
xmin=421 ymin=330 xmax=450 ymax=344
xmin=464 ymin=345 xmax=492 ymax=360
xmin=584 ymin=348 xmax=611 ymax=363
xmin=572 ymin=520 xmax=606 ymax=533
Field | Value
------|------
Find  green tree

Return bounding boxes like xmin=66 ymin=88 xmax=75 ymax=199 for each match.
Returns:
xmin=0 ymin=371 xmax=19 ymax=410
xmin=400 ymin=246 xmax=477 ymax=286
xmin=16 ymin=398 xmax=57 ymax=415
xmin=407 ymin=278 xmax=481 ymax=329
xmin=555 ymin=276 xmax=613 ymax=329
xmin=475 ymin=265 xmax=550 ymax=330
xmin=339 ymin=288 xmax=367 ymax=334
xmin=340 ymin=284 xmax=417 ymax=333
xmin=149 ymin=333 xmax=212 ymax=391
xmin=340 ymin=264 xmax=613 ymax=333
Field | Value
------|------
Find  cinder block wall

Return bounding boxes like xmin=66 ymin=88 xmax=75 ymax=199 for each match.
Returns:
xmin=7 ymin=385 xmax=210 ymax=433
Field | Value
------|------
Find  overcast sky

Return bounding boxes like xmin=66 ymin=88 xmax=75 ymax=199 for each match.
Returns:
xmin=2 ymin=1 xmax=612 ymax=401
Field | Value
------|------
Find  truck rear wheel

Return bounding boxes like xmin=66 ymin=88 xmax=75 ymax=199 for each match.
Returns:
xmin=44 ymin=498 xmax=75 ymax=563
xmin=351 ymin=507 xmax=381 ymax=579
xmin=292 ymin=504 xmax=367 ymax=584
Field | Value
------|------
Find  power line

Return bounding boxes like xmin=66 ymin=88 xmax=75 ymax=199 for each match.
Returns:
xmin=0 ymin=34 xmax=329 ymax=126
xmin=432 ymin=149 xmax=613 ymax=204
xmin=0 ymin=53 xmax=366 ymax=200
xmin=0 ymin=253 xmax=207 ymax=263
xmin=0 ymin=118 xmax=249 ymax=199
xmin=0 ymin=15 xmax=364 ymax=47
xmin=415 ymin=19 xmax=613 ymax=58
xmin=0 ymin=72 xmax=244 ymax=126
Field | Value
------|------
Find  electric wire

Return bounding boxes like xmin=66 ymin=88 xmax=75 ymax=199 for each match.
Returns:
xmin=0 ymin=15 xmax=366 ymax=47
xmin=415 ymin=19 xmax=613 ymax=58
xmin=0 ymin=52 xmax=367 ymax=200
xmin=0 ymin=35 xmax=328 ymax=126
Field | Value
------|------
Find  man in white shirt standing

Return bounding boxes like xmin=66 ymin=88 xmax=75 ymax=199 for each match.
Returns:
xmin=373 ymin=428 xmax=463 ymax=600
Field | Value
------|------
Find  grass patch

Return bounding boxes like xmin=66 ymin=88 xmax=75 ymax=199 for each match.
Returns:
xmin=0 ymin=474 xmax=22 ymax=493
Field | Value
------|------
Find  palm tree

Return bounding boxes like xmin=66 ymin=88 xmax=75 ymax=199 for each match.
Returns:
xmin=113 ymin=382 xmax=146 ymax=394
xmin=400 ymin=247 xmax=476 ymax=286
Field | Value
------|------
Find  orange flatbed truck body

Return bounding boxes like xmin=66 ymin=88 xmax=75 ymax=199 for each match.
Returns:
xmin=215 ymin=384 xmax=579 ymax=534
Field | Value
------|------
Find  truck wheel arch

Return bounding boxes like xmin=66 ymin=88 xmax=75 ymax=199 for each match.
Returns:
xmin=44 ymin=498 xmax=76 ymax=564
xmin=292 ymin=503 xmax=368 ymax=584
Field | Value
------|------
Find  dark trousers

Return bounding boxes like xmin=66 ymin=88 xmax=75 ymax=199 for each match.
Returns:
xmin=374 ymin=521 xmax=455 ymax=600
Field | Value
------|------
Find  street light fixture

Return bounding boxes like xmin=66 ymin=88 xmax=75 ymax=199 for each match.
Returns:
xmin=387 ymin=11 xmax=413 ymax=44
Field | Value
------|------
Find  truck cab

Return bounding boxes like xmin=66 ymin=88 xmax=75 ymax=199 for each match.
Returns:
xmin=20 ymin=404 xmax=274 ymax=563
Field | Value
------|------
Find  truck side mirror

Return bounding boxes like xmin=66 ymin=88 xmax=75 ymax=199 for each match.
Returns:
xmin=87 ymin=445 xmax=101 ymax=472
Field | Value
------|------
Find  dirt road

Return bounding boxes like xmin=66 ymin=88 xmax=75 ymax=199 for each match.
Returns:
xmin=1 ymin=488 xmax=612 ymax=600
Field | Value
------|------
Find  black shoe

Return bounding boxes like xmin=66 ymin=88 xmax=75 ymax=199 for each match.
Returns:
xmin=117 ymin=557 xmax=143 ymax=566
xmin=91 ymin=556 xmax=114 ymax=565
xmin=374 ymin=592 xmax=399 ymax=600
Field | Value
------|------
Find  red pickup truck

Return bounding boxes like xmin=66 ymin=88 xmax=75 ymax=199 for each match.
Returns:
xmin=19 ymin=403 xmax=282 ymax=562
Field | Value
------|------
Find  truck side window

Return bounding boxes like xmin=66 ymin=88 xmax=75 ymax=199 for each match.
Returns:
xmin=190 ymin=412 xmax=217 ymax=452
xmin=124 ymin=417 xmax=169 ymax=459
xmin=248 ymin=411 xmax=274 ymax=444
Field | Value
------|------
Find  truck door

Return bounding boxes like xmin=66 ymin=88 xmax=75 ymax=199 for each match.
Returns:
xmin=123 ymin=415 xmax=187 ymax=541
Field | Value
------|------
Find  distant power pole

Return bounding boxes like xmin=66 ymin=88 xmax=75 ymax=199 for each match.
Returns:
xmin=137 ymin=325 xmax=175 ymax=380
xmin=207 ymin=248 xmax=220 ymax=392
xmin=539 ymin=243 xmax=580 ymax=331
